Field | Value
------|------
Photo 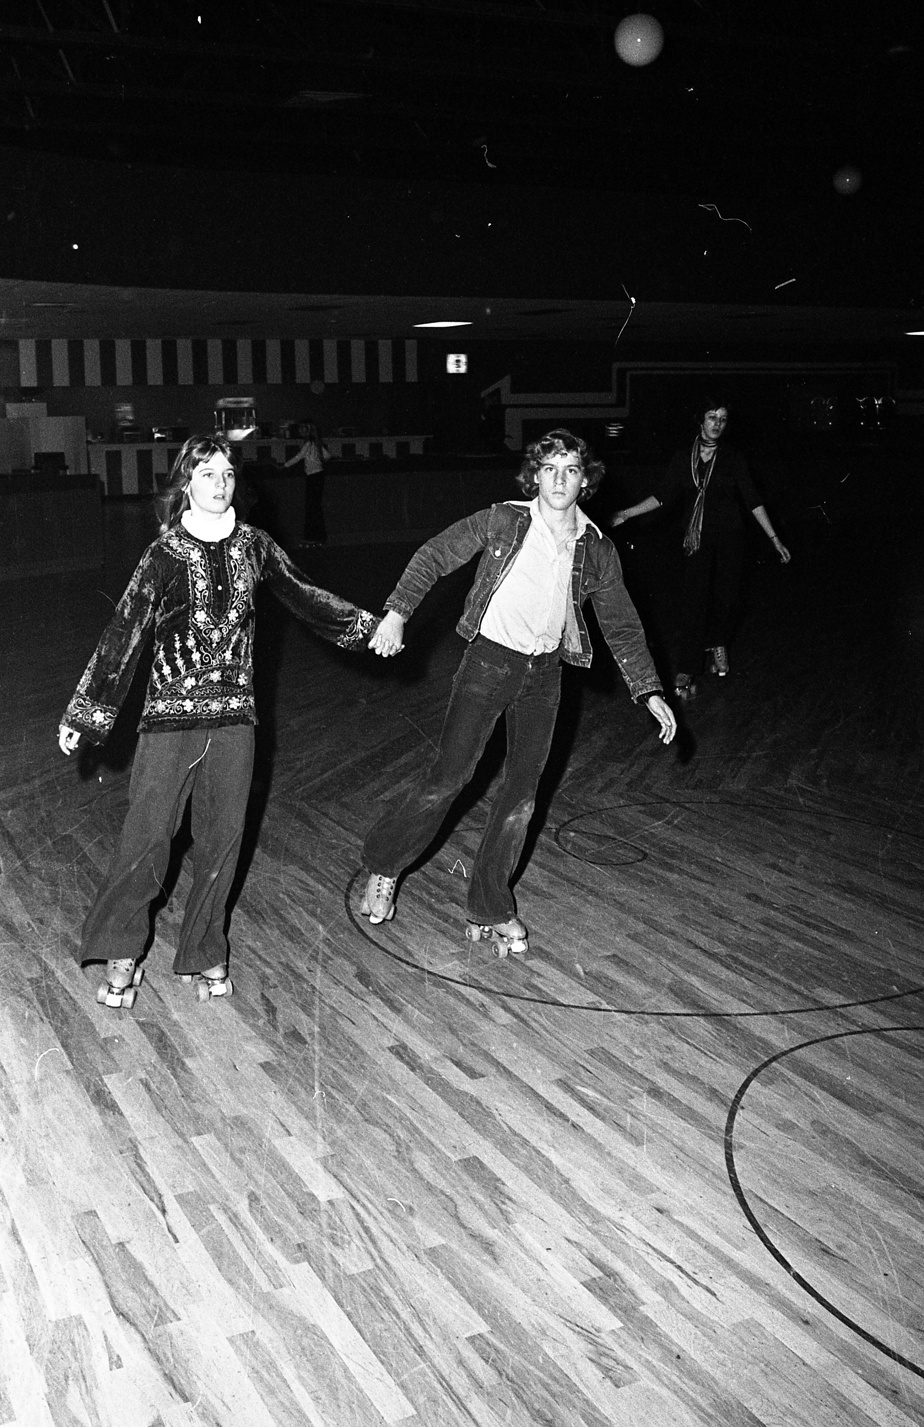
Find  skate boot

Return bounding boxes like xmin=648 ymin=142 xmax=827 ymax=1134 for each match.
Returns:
xmin=360 ymin=873 xmax=397 ymax=924
xmin=178 ymin=964 xmax=233 ymax=1002
xmin=707 ymin=645 xmax=729 ymax=676
xmin=465 ymin=917 xmax=528 ymax=959
xmin=96 ymin=958 xmax=143 ymax=1009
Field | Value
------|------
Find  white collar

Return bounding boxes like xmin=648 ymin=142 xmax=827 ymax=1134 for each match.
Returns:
xmin=527 ymin=496 xmax=599 ymax=545
xmin=181 ymin=507 xmax=236 ymax=542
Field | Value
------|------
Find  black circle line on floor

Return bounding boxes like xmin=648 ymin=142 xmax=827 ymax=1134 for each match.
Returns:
xmin=555 ymin=795 xmax=924 ymax=870
xmin=724 ymin=1024 xmax=924 ymax=1379
xmin=344 ymin=873 xmax=924 ymax=1019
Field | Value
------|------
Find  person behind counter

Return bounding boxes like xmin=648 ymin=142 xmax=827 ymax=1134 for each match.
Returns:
xmin=58 ymin=434 xmax=384 ymax=1010
xmin=281 ymin=421 xmax=330 ymax=546
xmin=610 ymin=397 xmax=790 ymax=698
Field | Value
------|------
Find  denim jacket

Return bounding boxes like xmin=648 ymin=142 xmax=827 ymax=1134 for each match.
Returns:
xmin=385 ymin=501 xmax=662 ymax=702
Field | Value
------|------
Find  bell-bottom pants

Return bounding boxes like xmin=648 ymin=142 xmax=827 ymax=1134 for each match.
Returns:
xmin=363 ymin=636 xmax=561 ymax=924
xmin=79 ymin=724 xmax=254 ymax=973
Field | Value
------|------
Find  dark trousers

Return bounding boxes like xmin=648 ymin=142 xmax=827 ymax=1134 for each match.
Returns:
xmin=79 ymin=724 xmax=254 ymax=973
xmin=363 ymin=636 xmax=561 ymax=924
xmin=676 ymin=532 xmax=744 ymax=675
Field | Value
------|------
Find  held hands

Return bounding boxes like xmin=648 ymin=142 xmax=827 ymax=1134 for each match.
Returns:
xmin=369 ymin=609 xmax=405 ymax=658
xmin=58 ymin=724 xmax=80 ymax=756
xmin=645 ymin=695 xmax=677 ymax=745
xmin=609 ymin=510 xmax=630 ymax=527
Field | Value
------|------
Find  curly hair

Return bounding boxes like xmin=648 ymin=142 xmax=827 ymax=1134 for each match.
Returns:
xmin=155 ymin=434 xmax=238 ymax=533
xmin=516 ymin=428 xmax=605 ymax=501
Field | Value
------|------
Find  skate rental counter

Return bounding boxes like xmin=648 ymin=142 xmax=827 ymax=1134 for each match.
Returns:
xmin=88 ymin=435 xmax=433 ymax=498
xmin=85 ymin=438 xmax=519 ymax=549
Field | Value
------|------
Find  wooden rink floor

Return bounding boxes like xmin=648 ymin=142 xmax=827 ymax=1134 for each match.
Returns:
xmin=1 ymin=468 xmax=923 ymax=1426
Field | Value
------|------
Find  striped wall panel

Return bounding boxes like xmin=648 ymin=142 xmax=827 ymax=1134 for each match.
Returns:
xmin=18 ymin=338 xmax=419 ymax=388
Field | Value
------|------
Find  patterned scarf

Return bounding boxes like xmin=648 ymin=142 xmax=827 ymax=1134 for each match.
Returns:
xmin=683 ymin=439 xmax=718 ymax=555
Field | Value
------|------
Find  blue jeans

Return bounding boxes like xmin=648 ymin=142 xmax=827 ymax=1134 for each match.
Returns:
xmin=363 ymin=635 xmax=561 ymax=924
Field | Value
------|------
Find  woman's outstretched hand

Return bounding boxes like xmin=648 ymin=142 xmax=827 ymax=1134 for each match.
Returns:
xmin=369 ymin=610 xmax=406 ymax=657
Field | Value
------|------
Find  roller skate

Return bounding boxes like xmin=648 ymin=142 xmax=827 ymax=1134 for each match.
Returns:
xmin=96 ymin=958 xmax=143 ymax=1009
xmin=178 ymin=964 xmax=233 ymax=1003
xmin=673 ymin=673 xmax=696 ymax=700
xmin=465 ymin=917 xmax=529 ymax=959
xmin=360 ymin=873 xmax=397 ymax=924
xmin=707 ymin=645 xmax=729 ymax=676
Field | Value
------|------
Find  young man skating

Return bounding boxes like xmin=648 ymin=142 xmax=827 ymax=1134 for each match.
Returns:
xmin=361 ymin=427 xmax=676 ymax=957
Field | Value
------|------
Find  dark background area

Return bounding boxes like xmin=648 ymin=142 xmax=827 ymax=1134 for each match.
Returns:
xmin=1 ymin=0 xmax=922 ymax=311
xmin=1 ymin=0 xmax=922 ymax=558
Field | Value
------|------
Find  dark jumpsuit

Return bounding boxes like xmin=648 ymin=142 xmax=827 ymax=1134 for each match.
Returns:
xmin=659 ymin=442 xmax=760 ymax=676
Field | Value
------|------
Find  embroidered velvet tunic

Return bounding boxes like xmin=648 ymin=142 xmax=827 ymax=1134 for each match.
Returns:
xmin=63 ymin=522 xmax=376 ymax=743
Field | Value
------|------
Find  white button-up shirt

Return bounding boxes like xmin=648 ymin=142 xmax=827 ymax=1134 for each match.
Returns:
xmin=480 ymin=498 xmax=593 ymax=654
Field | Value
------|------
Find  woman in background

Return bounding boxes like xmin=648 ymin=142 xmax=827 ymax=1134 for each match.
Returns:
xmin=610 ymin=398 xmax=790 ymax=697
xmin=282 ymin=421 xmax=330 ymax=545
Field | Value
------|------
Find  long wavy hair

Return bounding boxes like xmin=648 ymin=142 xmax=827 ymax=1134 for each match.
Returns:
xmin=516 ymin=427 xmax=605 ymax=501
xmin=155 ymin=434 xmax=238 ymax=533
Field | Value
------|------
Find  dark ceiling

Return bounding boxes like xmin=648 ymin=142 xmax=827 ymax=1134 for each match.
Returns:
xmin=1 ymin=1 xmax=923 ymax=338
xmin=1 ymin=277 xmax=921 ymax=349
xmin=3 ymin=0 xmax=922 ymax=197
